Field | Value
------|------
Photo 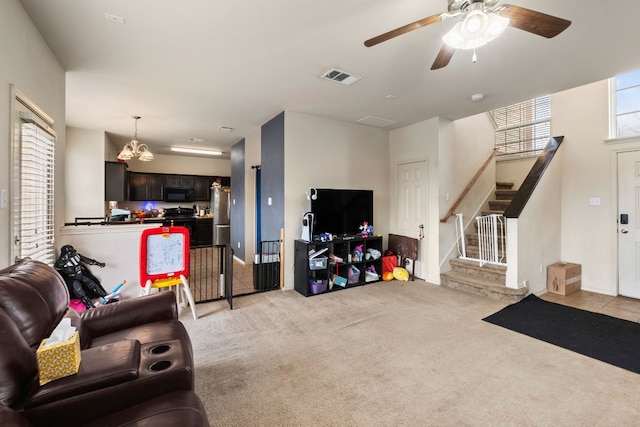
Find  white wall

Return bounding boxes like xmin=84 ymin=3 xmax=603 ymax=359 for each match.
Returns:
xmin=283 ymin=111 xmax=389 ymax=290
xmin=496 ymin=157 xmax=536 ymax=190
xmin=553 ymin=80 xmax=630 ymax=295
xmin=0 ymin=0 xmax=66 ymax=268
xmin=243 ymin=128 xmax=261 ymax=261
xmin=65 ymin=127 xmax=106 ymax=221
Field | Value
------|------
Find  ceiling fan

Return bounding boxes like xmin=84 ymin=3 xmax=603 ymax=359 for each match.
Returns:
xmin=364 ymin=0 xmax=571 ymax=70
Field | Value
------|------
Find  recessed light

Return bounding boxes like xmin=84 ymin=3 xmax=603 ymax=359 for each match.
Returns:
xmin=218 ymin=126 xmax=235 ymax=132
xmin=171 ymin=147 xmax=222 ymax=156
xmin=471 ymin=93 xmax=485 ymax=102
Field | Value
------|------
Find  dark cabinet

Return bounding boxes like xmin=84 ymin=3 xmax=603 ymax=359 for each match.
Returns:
xmin=105 ymin=162 xmax=128 ymax=201
xmin=192 ymin=218 xmax=213 ymax=247
xmin=165 ymin=175 xmax=194 ymax=188
xmin=194 ymin=176 xmax=212 ymax=201
xmin=128 ymin=172 xmax=165 ymax=201
xmin=294 ymin=236 xmax=383 ymax=297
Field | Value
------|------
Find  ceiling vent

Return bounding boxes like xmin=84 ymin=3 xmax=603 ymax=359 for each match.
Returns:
xmin=356 ymin=116 xmax=397 ymax=128
xmin=321 ymin=68 xmax=362 ymax=86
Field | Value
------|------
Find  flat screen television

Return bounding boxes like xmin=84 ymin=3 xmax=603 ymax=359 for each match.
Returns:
xmin=310 ymin=189 xmax=373 ymax=237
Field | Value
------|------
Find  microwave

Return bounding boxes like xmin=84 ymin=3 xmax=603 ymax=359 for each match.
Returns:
xmin=164 ymin=187 xmax=195 ymax=203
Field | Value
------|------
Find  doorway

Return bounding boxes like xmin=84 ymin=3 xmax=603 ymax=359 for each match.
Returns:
xmin=617 ymin=150 xmax=640 ymax=298
xmin=396 ymin=160 xmax=427 ymax=277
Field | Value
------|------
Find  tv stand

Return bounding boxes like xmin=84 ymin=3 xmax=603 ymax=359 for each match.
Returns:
xmin=294 ymin=235 xmax=383 ymax=296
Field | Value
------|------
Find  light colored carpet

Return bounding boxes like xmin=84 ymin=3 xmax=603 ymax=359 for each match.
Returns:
xmin=181 ymin=281 xmax=640 ymax=426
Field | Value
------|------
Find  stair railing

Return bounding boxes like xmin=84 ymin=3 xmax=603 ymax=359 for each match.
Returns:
xmin=454 ymin=213 xmax=467 ymax=258
xmin=476 ymin=214 xmax=505 ymax=266
xmin=441 ymin=149 xmax=498 ymax=223
xmin=454 ymin=213 xmax=506 ymax=267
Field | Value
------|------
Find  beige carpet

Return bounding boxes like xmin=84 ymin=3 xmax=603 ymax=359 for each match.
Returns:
xmin=181 ymin=281 xmax=640 ymax=426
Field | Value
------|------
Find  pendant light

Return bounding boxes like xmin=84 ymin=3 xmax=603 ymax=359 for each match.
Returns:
xmin=117 ymin=116 xmax=154 ymax=161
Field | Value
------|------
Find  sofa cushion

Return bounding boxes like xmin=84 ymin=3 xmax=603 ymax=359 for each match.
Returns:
xmin=82 ymin=390 xmax=210 ymax=427
xmin=0 ymin=259 xmax=69 ymax=350
xmin=0 ymin=309 xmax=39 ymax=408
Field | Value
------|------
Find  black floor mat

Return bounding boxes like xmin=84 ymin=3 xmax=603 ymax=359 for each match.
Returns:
xmin=483 ymin=294 xmax=640 ymax=374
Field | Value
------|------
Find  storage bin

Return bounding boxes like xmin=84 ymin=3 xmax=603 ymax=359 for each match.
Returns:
xmin=309 ymin=279 xmax=328 ymax=294
xmin=309 ymin=256 xmax=328 ymax=270
xmin=348 ymin=266 xmax=360 ymax=284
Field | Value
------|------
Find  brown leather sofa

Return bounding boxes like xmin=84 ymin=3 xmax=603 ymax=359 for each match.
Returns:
xmin=0 ymin=258 xmax=210 ymax=427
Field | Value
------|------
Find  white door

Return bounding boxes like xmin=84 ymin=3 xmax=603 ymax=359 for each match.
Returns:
xmin=618 ymin=150 xmax=640 ymax=298
xmin=397 ymin=161 xmax=427 ymax=275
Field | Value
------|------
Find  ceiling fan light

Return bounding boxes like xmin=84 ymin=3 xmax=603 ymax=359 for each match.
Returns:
xmin=462 ymin=10 xmax=488 ymax=35
xmin=486 ymin=13 xmax=509 ymax=38
xmin=442 ymin=22 xmax=466 ymax=49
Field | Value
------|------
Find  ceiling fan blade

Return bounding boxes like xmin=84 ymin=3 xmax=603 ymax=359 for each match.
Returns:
xmin=364 ymin=13 xmax=445 ymax=47
xmin=431 ymin=44 xmax=456 ymax=70
xmin=497 ymin=4 xmax=571 ymax=38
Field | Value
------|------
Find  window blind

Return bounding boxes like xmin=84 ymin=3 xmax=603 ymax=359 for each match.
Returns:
xmin=489 ymin=95 xmax=551 ymax=159
xmin=14 ymin=122 xmax=56 ymax=265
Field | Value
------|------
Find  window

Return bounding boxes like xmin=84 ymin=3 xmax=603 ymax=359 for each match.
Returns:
xmin=11 ymin=87 xmax=56 ymax=265
xmin=612 ymin=69 xmax=640 ymax=138
xmin=489 ymin=95 xmax=551 ymax=159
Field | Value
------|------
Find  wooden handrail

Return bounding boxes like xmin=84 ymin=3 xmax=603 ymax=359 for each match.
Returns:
xmin=440 ymin=148 xmax=499 ymax=223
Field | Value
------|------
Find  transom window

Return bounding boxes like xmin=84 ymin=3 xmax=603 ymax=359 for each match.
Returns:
xmin=489 ymin=95 xmax=551 ymax=159
xmin=612 ymin=69 xmax=640 ymax=138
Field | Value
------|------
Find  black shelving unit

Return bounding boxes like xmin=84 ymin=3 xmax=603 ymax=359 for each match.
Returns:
xmin=294 ymin=236 xmax=383 ymax=297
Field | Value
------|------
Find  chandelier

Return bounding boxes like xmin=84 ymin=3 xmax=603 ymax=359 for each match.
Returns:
xmin=117 ymin=116 xmax=154 ymax=161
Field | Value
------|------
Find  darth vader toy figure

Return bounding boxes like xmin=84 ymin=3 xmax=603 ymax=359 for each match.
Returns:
xmin=55 ymin=245 xmax=108 ymax=309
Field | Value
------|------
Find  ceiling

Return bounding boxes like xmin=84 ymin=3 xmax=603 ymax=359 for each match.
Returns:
xmin=18 ymin=0 xmax=640 ymax=160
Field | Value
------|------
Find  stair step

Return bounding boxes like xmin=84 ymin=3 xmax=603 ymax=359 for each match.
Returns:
xmin=496 ymin=181 xmax=514 ymax=190
xmin=449 ymin=257 xmax=506 ymax=280
xmin=495 ymin=189 xmax=517 ymax=200
xmin=440 ymin=271 xmax=527 ymax=303
xmin=489 ymin=200 xmax=511 ymax=210
xmin=481 ymin=209 xmax=506 ymax=216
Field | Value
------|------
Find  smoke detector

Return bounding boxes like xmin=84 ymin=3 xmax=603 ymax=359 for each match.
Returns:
xmin=321 ymin=68 xmax=362 ymax=86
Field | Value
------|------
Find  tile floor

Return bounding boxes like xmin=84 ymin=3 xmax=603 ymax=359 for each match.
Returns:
xmin=540 ymin=290 xmax=640 ymax=322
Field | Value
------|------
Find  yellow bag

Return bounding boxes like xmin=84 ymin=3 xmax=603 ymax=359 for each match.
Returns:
xmin=36 ymin=331 xmax=81 ymax=385
xmin=392 ymin=267 xmax=410 ymax=281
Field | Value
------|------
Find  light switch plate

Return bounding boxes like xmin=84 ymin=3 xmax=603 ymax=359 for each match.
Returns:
xmin=0 ymin=189 xmax=7 ymax=208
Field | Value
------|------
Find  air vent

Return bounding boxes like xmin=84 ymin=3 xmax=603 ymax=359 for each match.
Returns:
xmin=356 ymin=116 xmax=397 ymax=128
xmin=321 ymin=68 xmax=362 ymax=86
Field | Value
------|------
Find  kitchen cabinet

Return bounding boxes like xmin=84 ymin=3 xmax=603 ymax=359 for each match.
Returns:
xmin=192 ymin=217 xmax=213 ymax=247
xmin=165 ymin=174 xmax=194 ymax=188
xmin=105 ymin=161 xmax=128 ymax=201
xmin=128 ymin=172 xmax=165 ymax=201
xmin=194 ymin=176 xmax=213 ymax=201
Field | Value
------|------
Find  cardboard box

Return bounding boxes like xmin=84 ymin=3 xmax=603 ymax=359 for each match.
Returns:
xmin=36 ymin=331 xmax=81 ymax=385
xmin=547 ymin=262 xmax=581 ymax=295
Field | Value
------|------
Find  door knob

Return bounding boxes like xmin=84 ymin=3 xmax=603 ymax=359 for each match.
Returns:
xmin=621 ymin=229 xmax=629 ymax=234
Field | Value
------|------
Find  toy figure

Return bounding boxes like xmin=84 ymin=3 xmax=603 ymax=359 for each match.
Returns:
xmin=54 ymin=245 xmax=108 ymax=309
xmin=359 ymin=222 xmax=373 ymax=238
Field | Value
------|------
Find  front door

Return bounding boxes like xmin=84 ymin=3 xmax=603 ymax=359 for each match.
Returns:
xmin=617 ymin=150 xmax=640 ymax=298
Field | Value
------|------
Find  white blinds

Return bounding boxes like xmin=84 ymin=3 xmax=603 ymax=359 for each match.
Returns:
xmin=490 ymin=95 xmax=551 ymax=159
xmin=14 ymin=122 xmax=56 ymax=265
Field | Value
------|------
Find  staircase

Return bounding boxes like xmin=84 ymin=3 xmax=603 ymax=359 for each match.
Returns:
xmin=440 ymin=182 xmax=527 ymax=303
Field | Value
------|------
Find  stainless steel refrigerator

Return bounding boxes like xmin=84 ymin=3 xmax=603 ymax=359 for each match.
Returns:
xmin=211 ymin=185 xmax=231 ymax=246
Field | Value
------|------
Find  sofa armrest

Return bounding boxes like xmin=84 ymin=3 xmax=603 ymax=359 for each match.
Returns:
xmin=28 ymin=339 xmax=140 ymax=407
xmin=80 ymin=291 xmax=178 ymax=339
